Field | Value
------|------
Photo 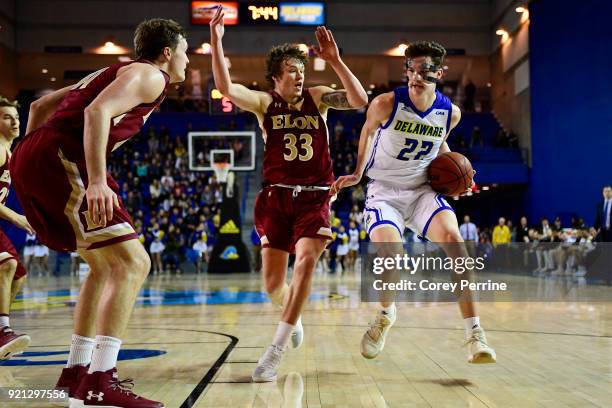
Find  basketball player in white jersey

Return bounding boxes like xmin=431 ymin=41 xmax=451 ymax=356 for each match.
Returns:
xmin=332 ymin=41 xmax=496 ymax=364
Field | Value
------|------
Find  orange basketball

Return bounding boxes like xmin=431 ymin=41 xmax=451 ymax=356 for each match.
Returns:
xmin=427 ymin=152 xmax=474 ymax=197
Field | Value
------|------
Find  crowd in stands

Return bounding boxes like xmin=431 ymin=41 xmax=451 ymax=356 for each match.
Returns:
xmin=108 ymin=125 xmax=222 ymax=274
xmin=459 ymin=214 xmax=608 ymax=281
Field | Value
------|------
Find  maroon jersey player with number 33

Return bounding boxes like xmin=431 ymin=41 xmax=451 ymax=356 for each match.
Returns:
xmin=210 ymin=6 xmax=368 ymax=382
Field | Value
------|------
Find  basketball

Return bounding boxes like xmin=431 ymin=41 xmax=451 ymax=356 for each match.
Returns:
xmin=428 ymin=152 xmax=474 ymax=197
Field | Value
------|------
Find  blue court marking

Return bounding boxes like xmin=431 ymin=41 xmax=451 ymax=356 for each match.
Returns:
xmin=16 ymin=288 xmax=328 ymax=307
xmin=0 ymin=349 xmax=166 ymax=366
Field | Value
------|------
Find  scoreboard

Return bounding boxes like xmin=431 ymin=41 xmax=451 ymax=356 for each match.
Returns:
xmin=191 ymin=1 xmax=325 ymax=26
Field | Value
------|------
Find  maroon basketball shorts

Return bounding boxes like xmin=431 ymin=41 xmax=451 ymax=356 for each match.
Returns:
xmin=254 ymin=186 xmax=333 ymax=253
xmin=10 ymin=127 xmax=138 ymax=252
xmin=0 ymin=229 xmax=26 ymax=280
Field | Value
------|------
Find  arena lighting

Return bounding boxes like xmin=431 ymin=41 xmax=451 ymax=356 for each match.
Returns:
xmin=200 ymin=42 xmax=211 ymax=54
xmin=369 ymin=84 xmax=375 ymax=89
xmin=515 ymin=6 xmax=525 ymax=12
xmin=104 ymin=41 xmax=115 ymax=48
xmin=398 ymin=43 xmax=408 ymax=53
xmin=50 ymin=77 xmax=56 ymax=82
xmin=313 ymin=57 xmax=326 ymax=71
xmin=496 ymin=28 xmax=509 ymax=43
xmin=298 ymin=43 xmax=309 ymax=54
xmin=330 ymin=83 xmax=337 ymax=89
xmin=482 ymin=186 xmax=490 ymax=191
xmin=41 ymin=68 xmax=48 ymax=74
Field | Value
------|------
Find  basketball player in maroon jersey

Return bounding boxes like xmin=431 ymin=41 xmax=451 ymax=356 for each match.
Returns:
xmin=210 ymin=6 xmax=368 ymax=382
xmin=0 ymin=96 xmax=34 ymax=361
xmin=11 ymin=19 xmax=188 ymax=408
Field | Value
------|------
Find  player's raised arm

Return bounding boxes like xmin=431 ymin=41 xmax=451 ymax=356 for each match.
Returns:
xmin=438 ymin=103 xmax=462 ymax=155
xmin=311 ymin=26 xmax=368 ymax=111
xmin=84 ymin=64 xmax=166 ymax=226
xmin=210 ymin=6 xmax=267 ymax=115
xmin=330 ymin=92 xmax=394 ymax=194
xmin=26 ymin=85 xmax=73 ymax=134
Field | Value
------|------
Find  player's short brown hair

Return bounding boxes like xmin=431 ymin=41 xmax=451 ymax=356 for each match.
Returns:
xmin=0 ymin=96 xmax=19 ymax=109
xmin=405 ymin=41 xmax=446 ymax=68
xmin=265 ymin=44 xmax=308 ymax=85
xmin=134 ymin=18 xmax=186 ymax=61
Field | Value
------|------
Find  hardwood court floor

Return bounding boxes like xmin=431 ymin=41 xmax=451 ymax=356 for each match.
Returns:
xmin=1 ymin=271 xmax=611 ymax=407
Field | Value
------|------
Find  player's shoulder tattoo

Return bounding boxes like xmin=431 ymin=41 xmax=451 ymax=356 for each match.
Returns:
xmin=321 ymin=90 xmax=351 ymax=109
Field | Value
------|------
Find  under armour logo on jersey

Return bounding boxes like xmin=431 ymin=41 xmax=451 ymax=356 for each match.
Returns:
xmin=87 ymin=391 xmax=104 ymax=401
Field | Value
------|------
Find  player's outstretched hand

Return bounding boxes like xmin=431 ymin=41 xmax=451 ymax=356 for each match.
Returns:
xmin=330 ymin=173 xmax=361 ymax=196
xmin=313 ymin=26 xmax=340 ymax=62
xmin=86 ymin=182 xmax=120 ymax=227
xmin=209 ymin=4 xmax=225 ymax=42
xmin=14 ymin=215 xmax=34 ymax=235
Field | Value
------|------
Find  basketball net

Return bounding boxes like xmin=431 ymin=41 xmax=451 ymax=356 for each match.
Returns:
xmin=212 ymin=162 xmax=234 ymax=198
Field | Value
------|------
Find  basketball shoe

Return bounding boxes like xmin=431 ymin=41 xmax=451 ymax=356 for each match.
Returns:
xmin=71 ymin=368 xmax=163 ymax=407
xmin=360 ymin=310 xmax=396 ymax=359
xmin=291 ymin=318 xmax=303 ymax=349
xmin=0 ymin=326 xmax=30 ymax=360
xmin=54 ymin=365 xmax=89 ymax=406
xmin=465 ymin=327 xmax=496 ymax=364
xmin=252 ymin=344 xmax=284 ymax=382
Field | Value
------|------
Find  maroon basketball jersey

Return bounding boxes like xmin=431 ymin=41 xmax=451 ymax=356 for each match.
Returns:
xmin=0 ymin=150 xmax=11 ymax=205
xmin=262 ymin=89 xmax=334 ymax=186
xmin=44 ymin=59 xmax=169 ymax=162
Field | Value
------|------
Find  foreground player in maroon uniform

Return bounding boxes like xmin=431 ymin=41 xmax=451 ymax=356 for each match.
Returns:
xmin=210 ymin=6 xmax=368 ymax=382
xmin=11 ymin=19 xmax=189 ymax=408
xmin=0 ymin=96 xmax=34 ymax=360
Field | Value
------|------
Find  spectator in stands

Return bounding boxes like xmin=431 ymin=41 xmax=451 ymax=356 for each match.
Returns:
xmin=507 ymin=219 xmax=516 ymax=242
xmin=336 ymin=225 xmax=349 ymax=275
xmin=351 ymin=184 xmax=365 ymax=206
xmin=192 ymin=231 xmax=209 ymax=273
xmin=150 ymin=227 xmax=165 ymax=275
xmin=459 ymin=215 xmax=478 ymax=243
xmin=349 ymin=204 xmax=364 ymax=225
xmin=464 ymin=80 xmax=476 ymax=112
xmin=516 ymin=216 xmax=530 ymax=242
xmin=594 ymin=185 xmax=612 ymax=242
xmin=552 ymin=216 xmax=563 ymax=232
xmin=492 ymin=217 xmax=511 ymax=245
xmin=469 ymin=126 xmax=483 ymax=148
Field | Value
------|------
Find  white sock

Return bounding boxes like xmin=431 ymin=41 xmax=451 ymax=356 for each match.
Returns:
xmin=66 ymin=334 xmax=95 ymax=368
xmin=269 ymin=283 xmax=289 ymax=308
xmin=464 ymin=316 xmax=481 ymax=337
xmin=0 ymin=314 xmax=9 ymax=328
xmin=272 ymin=321 xmax=294 ymax=349
xmin=381 ymin=303 xmax=396 ymax=317
xmin=89 ymin=335 xmax=122 ymax=373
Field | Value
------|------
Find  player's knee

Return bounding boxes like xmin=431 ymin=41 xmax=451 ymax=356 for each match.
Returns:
xmin=0 ymin=259 xmax=18 ymax=278
xmin=294 ymin=253 xmax=317 ymax=276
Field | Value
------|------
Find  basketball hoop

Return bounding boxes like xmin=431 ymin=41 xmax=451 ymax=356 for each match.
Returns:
xmin=212 ymin=162 xmax=231 ymax=183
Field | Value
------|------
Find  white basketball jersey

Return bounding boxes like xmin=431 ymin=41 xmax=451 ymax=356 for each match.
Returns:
xmin=365 ymin=88 xmax=452 ymax=188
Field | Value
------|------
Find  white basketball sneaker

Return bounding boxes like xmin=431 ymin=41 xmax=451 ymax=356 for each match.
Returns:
xmin=291 ymin=317 xmax=304 ymax=349
xmin=361 ymin=310 xmax=396 ymax=359
xmin=252 ymin=344 xmax=285 ymax=382
xmin=465 ymin=327 xmax=496 ymax=364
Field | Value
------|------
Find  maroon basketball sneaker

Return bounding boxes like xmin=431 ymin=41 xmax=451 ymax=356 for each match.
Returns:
xmin=0 ymin=326 xmax=30 ymax=360
xmin=72 ymin=368 xmax=164 ymax=408
xmin=55 ymin=364 xmax=89 ymax=405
